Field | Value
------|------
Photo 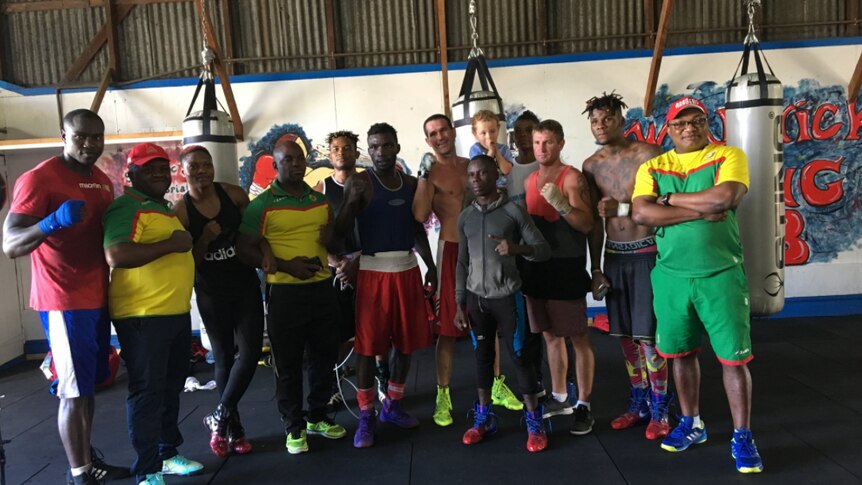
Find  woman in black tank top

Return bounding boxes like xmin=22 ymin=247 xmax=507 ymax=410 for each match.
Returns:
xmin=174 ymin=146 xmax=263 ymax=458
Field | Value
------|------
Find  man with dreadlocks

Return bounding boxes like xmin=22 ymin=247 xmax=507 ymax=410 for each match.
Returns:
xmin=581 ymin=92 xmax=671 ymax=440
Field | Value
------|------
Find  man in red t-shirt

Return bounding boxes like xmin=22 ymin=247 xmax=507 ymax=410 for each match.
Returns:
xmin=3 ymin=109 xmax=128 ymax=485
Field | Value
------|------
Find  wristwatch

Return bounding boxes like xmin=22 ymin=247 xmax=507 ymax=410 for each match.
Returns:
xmin=659 ymin=193 xmax=673 ymax=206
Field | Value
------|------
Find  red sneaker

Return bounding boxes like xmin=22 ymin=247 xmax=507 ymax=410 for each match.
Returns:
xmin=462 ymin=402 xmax=497 ymax=445
xmin=524 ymin=409 xmax=548 ymax=452
xmin=645 ymin=391 xmax=673 ymax=440
xmin=203 ymin=406 xmax=230 ymax=458
xmin=230 ymin=436 xmax=253 ymax=454
xmin=645 ymin=418 xmax=670 ymax=440
xmin=611 ymin=411 xmax=648 ymax=430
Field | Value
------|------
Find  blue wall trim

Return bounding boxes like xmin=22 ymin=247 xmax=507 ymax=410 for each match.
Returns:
xmin=0 ymin=354 xmax=25 ymax=372
xmin=1 ymin=36 xmax=859 ymax=97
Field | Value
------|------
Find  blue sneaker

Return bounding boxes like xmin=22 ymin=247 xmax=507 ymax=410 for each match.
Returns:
xmin=161 ymin=455 xmax=203 ymax=476
xmin=138 ymin=472 xmax=165 ymax=485
xmin=660 ymin=416 xmax=707 ymax=452
xmin=380 ymin=398 xmax=419 ymax=428
xmin=353 ymin=409 xmax=377 ymax=448
xmin=731 ymin=429 xmax=763 ymax=473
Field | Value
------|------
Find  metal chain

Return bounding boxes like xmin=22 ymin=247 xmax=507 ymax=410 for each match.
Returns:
xmin=745 ymin=0 xmax=761 ymax=42
xmin=199 ymin=0 xmax=214 ymax=79
xmin=468 ymin=0 xmax=483 ymax=58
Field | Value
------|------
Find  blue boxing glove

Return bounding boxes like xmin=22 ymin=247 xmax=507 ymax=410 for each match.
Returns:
xmin=38 ymin=200 xmax=85 ymax=235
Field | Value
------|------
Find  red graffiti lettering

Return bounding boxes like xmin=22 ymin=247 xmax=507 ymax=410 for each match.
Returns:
xmin=846 ymin=100 xmax=862 ymax=141
xmin=784 ymin=167 xmax=799 ymax=208
xmin=811 ymin=103 xmax=842 ymax=140
xmin=800 ymin=157 xmax=845 ymax=207
xmin=783 ymin=100 xmax=808 ymax=143
xmin=784 ymin=209 xmax=809 ymax=266
xmin=624 ymin=121 xmax=645 ymax=142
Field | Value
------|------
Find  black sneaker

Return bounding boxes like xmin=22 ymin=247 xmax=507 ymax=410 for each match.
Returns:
xmin=569 ymin=404 xmax=595 ymax=435
xmin=90 ymin=447 xmax=131 ymax=481
xmin=541 ymin=397 xmax=573 ymax=418
xmin=67 ymin=470 xmax=103 ymax=485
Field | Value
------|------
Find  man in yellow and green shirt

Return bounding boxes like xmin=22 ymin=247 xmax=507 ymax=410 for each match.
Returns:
xmin=631 ymin=96 xmax=762 ymax=474
xmin=237 ymin=140 xmax=345 ymax=455
xmin=103 ymin=143 xmax=203 ymax=485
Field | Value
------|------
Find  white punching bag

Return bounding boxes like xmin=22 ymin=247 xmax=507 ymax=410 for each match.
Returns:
xmin=182 ymin=75 xmax=238 ymax=185
xmin=452 ymin=88 xmax=507 ymax=159
xmin=726 ymin=31 xmax=785 ymax=316
xmin=452 ymin=1 xmax=507 ymax=159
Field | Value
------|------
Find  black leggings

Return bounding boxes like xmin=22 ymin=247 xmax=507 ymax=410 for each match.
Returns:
xmin=196 ymin=285 xmax=264 ymax=409
xmin=467 ymin=292 xmax=541 ymax=395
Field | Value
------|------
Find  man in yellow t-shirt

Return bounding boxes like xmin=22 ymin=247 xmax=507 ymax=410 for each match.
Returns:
xmin=631 ymin=96 xmax=762 ymax=474
xmin=103 ymin=143 xmax=202 ymax=485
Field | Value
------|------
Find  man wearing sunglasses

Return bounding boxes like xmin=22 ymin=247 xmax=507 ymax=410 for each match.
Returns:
xmin=631 ymin=96 xmax=763 ymax=474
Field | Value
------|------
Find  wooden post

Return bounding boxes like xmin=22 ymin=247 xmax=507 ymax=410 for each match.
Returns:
xmin=644 ymin=0 xmax=655 ymax=49
xmin=193 ymin=0 xmax=244 ymax=140
xmin=221 ymin=0 xmax=234 ymax=76
xmin=643 ymin=0 xmax=673 ymax=116
xmin=436 ymin=0 xmax=450 ymax=118
xmin=90 ymin=67 xmax=115 ymax=112
xmin=849 ymin=51 xmax=862 ymax=103
xmin=537 ymin=0 xmax=547 ymax=56
xmin=323 ymin=0 xmax=337 ymax=70
xmin=104 ymin=0 xmax=118 ymax=72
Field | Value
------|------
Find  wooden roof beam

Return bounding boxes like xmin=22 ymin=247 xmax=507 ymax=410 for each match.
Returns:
xmin=643 ymin=0 xmax=674 ymax=117
xmin=59 ymin=3 xmax=133 ymax=85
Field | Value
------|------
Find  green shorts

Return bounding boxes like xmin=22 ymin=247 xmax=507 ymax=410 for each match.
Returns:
xmin=651 ymin=264 xmax=753 ymax=365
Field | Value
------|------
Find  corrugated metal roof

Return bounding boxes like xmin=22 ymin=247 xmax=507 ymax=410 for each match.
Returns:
xmin=1 ymin=0 xmax=859 ymax=88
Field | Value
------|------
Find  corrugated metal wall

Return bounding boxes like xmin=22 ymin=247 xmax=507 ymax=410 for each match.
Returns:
xmin=1 ymin=0 xmax=859 ymax=88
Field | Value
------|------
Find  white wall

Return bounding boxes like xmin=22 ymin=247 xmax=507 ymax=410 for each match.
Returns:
xmin=1 ymin=40 xmax=860 ymax=358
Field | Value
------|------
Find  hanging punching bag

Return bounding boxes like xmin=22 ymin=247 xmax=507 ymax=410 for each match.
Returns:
xmin=726 ymin=33 xmax=785 ymax=316
xmin=182 ymin=75 xmax=238 ymax=185
xmin=451 ymin=53 xmax=507 ymax=158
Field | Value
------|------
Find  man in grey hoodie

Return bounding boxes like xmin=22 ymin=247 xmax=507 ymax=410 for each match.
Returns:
xmin=453 ymin=155 xmax=551 ymax=452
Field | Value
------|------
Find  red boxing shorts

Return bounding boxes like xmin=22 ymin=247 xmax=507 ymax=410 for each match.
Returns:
xmin=435 ymin=240 xmax=468 ymax=338
xmin=354 ymin=251 xmax=433 ymax=356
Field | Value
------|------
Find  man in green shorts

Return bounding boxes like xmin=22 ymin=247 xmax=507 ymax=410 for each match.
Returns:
xmin=631 ymin=96 xmax=763 ymax=474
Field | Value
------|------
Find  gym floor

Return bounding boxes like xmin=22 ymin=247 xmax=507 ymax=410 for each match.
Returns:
xmin=1 ymin=314 xmax=861 ymax=484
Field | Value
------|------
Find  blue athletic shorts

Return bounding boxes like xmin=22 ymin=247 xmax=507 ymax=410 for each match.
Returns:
xmin=39 ymin=308 xmax=111 ymax=398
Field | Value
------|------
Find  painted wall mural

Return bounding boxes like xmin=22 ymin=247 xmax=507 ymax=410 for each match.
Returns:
xmin=621 ymin=80 xmax=861 ymax=266
xmin=95 ymin=143 xmax=186 ymax=204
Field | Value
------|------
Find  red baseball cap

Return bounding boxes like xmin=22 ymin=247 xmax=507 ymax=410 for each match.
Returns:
xmin=127 ymin=143 xmax=170 ymax=167
xmin=666 ymin=96 xmax=708 ymax=121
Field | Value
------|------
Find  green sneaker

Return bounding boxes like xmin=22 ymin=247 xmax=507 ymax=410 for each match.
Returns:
xmin=307 ymin=419 xmax=347 ymax=439
xmin=492 ymin=375 xmax=524 ymax=411
xmin=433 ymin=386 xmax=454 ymax=427
xmin=286 ymin=429 xmax=309 ymax=454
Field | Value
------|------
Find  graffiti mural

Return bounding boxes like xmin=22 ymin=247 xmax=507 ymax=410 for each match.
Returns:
xmin=238 ymin=123 xmax=412 ymax=198
xmin=623 ymin=80 xmax=862 ymax=266
xmin=95 ymin=142 xmax=186 ymax=205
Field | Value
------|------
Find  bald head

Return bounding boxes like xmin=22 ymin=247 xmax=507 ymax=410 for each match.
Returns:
xmin=273 ymin=139 xmax=307 ymax=185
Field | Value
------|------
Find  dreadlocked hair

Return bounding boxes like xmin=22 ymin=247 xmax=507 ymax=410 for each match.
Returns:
xmin=582 ymin=91 xmax=628 ymax=117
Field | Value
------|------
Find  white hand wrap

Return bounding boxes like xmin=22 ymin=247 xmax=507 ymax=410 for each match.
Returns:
xmin=540 ymin=183 xmax=572 ymax=216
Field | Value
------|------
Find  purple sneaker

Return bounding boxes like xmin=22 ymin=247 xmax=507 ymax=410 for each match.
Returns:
xmin=380 ymin=398 xmax=419 ymax=429
xmin=353 ymin=410 xmax=377 ymax=448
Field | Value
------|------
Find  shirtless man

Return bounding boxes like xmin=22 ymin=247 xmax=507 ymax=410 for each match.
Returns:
xmin=413 ymin=114 xmax=523 ymax=428
xmin=581 ymin=92 xmax=670 ymax=440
